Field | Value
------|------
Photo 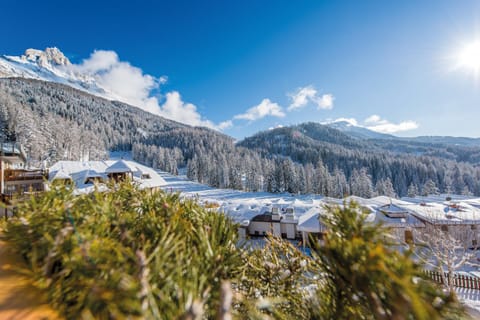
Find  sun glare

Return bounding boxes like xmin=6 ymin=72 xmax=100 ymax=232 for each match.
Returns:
xmin=457 ymin=41 xmax=480 ymax=73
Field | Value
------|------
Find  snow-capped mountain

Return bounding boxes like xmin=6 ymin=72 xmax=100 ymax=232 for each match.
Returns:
xmin=0 ymin=47 xmax=117 ymax=101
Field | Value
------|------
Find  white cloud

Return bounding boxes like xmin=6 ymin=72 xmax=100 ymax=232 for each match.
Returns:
xmin=364 ymin=114 xmax=383 ymax=124
xmin=72 ymin=50 xmax=228 ymax=130
xmin=366 ymin=120 xmax=419 ymax=134
xmin=268 ymin=124 xmax=284 ymax=130
xmin=287 ymin=85 xmax=334 ymax=111
xmin=77 ymin=50 xmax=119 ymax=72
xmin=161 ymin=91 xmax=216 ymax=128
xmin=234 ymin=98 xmax=285 ymax=121
xmin=327 ymin=117 xmax=359 ymax=126
xmin=217 ymin=120 xmax=233 ymax=130
xmin=316 ymin=93 xmax=334 ymax=109
xmin=326 ymin=115 xmax=418 ymax=134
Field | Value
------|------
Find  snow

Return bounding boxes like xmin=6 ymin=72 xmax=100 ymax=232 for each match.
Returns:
xmin=49 ymin=160 xmax=167 ymax=194
xmin=160 ymin=172 xmax=324 ymax=223
xmin=105 ymin=160 xmax=139 ymax=173
xmin=298 ymin=208 xmax=326 ymax=233
xmin=401 ymin=201 xmax=480 ymax=225
xmin=0 ymin=49 xmax=118 ymax=102
xmin=158 ymin=172 xmax=457 ymax=230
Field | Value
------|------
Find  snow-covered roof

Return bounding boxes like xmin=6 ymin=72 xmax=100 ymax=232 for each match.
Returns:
xmin=50 ymin=168 xmax=71 ymax=181
xmin=298 ymin=208 xmax=327 ymax=233
xmin=374 ymin=209 xmax=425 ymax=228
xmin=49 ymin=160 xmax=167 ymax=194
xmin=105 ymin=160 xmax=139 ymax=173
xmin=402 ymin=201 xmax=480 ymax=225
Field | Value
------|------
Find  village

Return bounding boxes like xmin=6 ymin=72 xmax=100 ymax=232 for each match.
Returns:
xmin=2 ymin=143 xmax=480 ymax=257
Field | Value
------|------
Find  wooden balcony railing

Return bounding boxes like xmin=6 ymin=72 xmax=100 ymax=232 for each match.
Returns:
xmin=3 ymin=169 xmax=48 ymax=182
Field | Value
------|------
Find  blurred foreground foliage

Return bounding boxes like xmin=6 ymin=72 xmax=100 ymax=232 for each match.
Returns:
xmin=2 ymin=183 xmax=466 ymax=319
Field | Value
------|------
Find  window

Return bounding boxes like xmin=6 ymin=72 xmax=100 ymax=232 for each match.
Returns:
xmin=441 ymin=225 xmax=448 ymax=232
xmin=405 ymin=230 xmax=414 ymax=243
xmin=472 ymin=225 xmax=477 ymax=230
xmin=473 ymin=239 xmax=478 ymax=247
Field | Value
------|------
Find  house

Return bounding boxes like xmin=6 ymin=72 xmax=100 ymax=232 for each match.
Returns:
xmin=0 ymin=142 xmax=47 ymax=205
xmin=402 ymin=200 xmax=480 ymax=248
xmin=247 ymin=207 xmax=299 ymax=239
xmin=297 ymin=207 xmax=328 ymax=247
xmin=374 ymin=202 xmax=425 ymax=243
xmin=48 ymin=160 xmax=167 ymax=194
xmin=297 ymin=197 xmax=426 ymax=247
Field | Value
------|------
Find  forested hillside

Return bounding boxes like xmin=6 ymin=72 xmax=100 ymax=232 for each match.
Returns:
xmin=1 ymin=78 xmax=479 ymax=197
xmin=238 ymin=123 xmax=480 ymax=197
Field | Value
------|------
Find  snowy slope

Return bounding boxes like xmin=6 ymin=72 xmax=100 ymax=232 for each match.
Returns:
xmin=0 ymin=48 xmax=119 ymax=101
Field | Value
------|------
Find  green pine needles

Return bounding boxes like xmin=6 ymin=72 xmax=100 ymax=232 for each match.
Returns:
xmin=2 ymin=184 xmax=467 ymax=319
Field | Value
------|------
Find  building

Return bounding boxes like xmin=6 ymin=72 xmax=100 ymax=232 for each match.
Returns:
xmin=247 ymin=207 xmax=299 ymax=239
xmin=402 ymin=200 xmax=480 ymax=248
xmin=0 ymin=142 xmax=47 ymax=205
xmin=297 ymin=207 xmax=328 ymax=247
xmin=48 ymin=160 xmax=167 ymax=194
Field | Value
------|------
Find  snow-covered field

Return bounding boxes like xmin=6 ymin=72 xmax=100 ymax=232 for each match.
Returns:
xmin=159 ymin=172 xmax=324 ymax=223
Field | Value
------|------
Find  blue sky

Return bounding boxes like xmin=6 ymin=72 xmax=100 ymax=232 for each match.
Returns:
xmin=2 ymin=0 xmax=480 ymax=138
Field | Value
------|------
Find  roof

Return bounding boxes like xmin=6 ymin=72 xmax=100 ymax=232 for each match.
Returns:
xmin=49 ymin=160 xmax=167 ymax=194
xmin=105 ymin=160 xmax=138 ymax=173
xmin=251 ymin=212 xmax=281 ymax=222
xmin=50 ymin=169 xmax=71 ymax=181
xmin=402 ymin=201 xmax=480 ymax=225
xmin=298 ymin=207 xmax=327 ymax=233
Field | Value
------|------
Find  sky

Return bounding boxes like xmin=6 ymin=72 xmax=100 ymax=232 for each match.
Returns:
xmin=1 ymin=0 xmax=480 ymax=138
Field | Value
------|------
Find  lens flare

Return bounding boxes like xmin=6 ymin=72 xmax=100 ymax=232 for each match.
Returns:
xmin=457 ymin=41 xmax=480 ymax=73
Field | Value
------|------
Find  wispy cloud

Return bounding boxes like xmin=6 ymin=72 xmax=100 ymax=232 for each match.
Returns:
xmin=217 ymin=120 xmax=233 ymax=130
xmin=365 ymin=114 xmax=418 ymax=134
xmin=328 ymin=115 xmax=419 ymax=134
xmin=234 ymin=98 xmax=285 ymax=121
xmin=72 ymin=50 xmax=226 ymax=130
xmin=287 ymin=85 xmax=334 ymax=111
xmin=327 ymin=117 xmax=359 ymax=126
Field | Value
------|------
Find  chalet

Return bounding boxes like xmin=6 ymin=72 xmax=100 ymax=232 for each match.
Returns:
xmin=297 ymin=197 xmax=425 ymax=246
xmin=297 ymin=207 xmax=328 ymax=246
xmin=48 ymin=160 xmax=167 ymax=194
xmin=402 ymin=200 xmax=480 ymax=248
xmin=0 ymin=142 xmax=47 ymax=203
xmin=0 ymin=142 xmax=48 ymax=218
xmin=247 ymin=207 xmax=298 ymax=239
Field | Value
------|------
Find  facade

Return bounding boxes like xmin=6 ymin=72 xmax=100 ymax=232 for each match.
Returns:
xmin=247 ymin=207 xmax=299 ymax=239
xmin=0 ymin=142 xmax=48 ymax=218
xmin=0 ymin=142 xmax=47 ymax=205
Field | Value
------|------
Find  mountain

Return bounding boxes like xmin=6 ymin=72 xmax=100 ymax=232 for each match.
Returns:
xmin=240 ymin=122 xmax=480 ymax=166
xmin=326 ymin=119 xmax=480 ymax=147
xmin=0 ymin=47 xmax=120 ymax=101
xmin=0 ymin=78 xmax=234 ymax=166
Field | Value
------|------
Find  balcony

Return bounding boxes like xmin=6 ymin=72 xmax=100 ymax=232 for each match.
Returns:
xmin=3 ymin=169 xmax=48 ymax=182
xmin=0 ymin=142 xmax=26 ymax=160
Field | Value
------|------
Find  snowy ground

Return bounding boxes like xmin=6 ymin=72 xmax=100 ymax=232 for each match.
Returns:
xmin=158 ymin=171 xmax=480 ymax=312
xmin=159 ymin=172 xmax=324 ymax=223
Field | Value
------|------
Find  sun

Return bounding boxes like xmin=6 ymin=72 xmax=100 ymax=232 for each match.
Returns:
xmin=457 ymin=41 xmax=480 ymax=73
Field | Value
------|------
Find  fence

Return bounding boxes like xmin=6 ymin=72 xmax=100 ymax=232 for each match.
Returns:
xmin=424 ymin=270 xmax=480 ymax=290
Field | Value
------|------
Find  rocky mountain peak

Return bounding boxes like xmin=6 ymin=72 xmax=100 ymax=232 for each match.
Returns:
xmin=22 ymin=47 xmax=71 ymax=67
